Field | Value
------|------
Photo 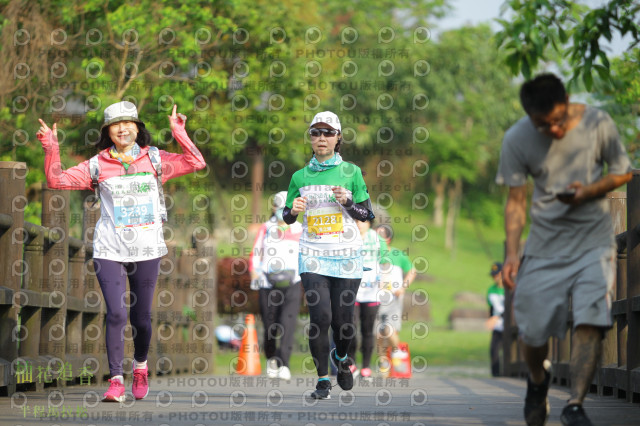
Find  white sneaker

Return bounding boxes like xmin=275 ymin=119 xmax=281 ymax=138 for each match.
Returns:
xmin=266 ymin=358 xmax=279 ymax=378
xmin=277 ymin=366 xmax=291 ymax=381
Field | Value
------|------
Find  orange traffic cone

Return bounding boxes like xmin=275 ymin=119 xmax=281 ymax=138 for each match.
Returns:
xmin=236 ymin=314 xmax=261 ymax=375
xmin=388 ymin=342 xmax=412 ymax=378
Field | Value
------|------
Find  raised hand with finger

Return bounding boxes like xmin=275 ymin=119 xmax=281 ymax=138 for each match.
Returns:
xmin=169 ymin=104 xmax=187 ymax=132
xmin=36 ymin=119 xmax=58 ymax=149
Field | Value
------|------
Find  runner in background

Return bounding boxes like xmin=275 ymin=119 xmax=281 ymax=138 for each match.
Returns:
xmin=486 ymin=262 xmax=505 ymax=377
xmin=250 ymin=191 xmax=303 ymax=381
xmin=348 ymin=219 xmax=388 ymax=380
xmin=375 ymin=224 xmax=417 ymax=377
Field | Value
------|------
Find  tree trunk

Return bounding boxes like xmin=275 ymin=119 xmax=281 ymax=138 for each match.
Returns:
xmin=444 ymin=178 xmax=463 ymax=251
xmin=432 ymin=173 xmax=447 ymax=227
xmin=249 ymin=141 xmax=264 ymax=232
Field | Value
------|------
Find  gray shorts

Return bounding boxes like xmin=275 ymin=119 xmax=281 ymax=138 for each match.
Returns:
xmin=514 ymin=245 xmax=615 ymax=347
xmin=377 ymin=293 xmax=404 ymax=334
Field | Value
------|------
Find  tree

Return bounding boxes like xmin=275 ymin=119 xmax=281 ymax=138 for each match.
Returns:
xmin=0 ymin=0 xmax=326 ymax=232
xmin=592 ymin=49 xmax=640 ymax=163
xmin=496 ymin=0 xmax=640 ymax=89
xmin=421 ymin=25 xmax=520 ymax=250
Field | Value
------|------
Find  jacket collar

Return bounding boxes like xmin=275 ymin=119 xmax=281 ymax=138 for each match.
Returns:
xmin=98 ymin=144 xmax=150 ymax=161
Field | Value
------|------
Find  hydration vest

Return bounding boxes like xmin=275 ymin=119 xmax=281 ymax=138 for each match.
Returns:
xmin=89 ymin=146 xmax=167 ymax=222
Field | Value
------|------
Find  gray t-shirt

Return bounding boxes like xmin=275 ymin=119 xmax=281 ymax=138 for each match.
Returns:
xmin=496 ymin=106 xmax=631 ymax=257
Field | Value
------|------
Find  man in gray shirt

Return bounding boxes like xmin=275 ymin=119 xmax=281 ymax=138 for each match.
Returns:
xmin=496 ymin=73 xmax=632 ymax=426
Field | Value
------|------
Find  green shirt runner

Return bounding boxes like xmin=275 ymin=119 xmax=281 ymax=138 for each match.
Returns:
xmin=286 ymin=161 xmax=371 ymax=278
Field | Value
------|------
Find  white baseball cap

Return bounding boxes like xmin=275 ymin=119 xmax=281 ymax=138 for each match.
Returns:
xmin=101 ymin=101 xmax=145 ymax=130
xmin=272 ymin=191 xmax=288 ymax=210
xmin=309 ymin=111 xmax=341 ymax=132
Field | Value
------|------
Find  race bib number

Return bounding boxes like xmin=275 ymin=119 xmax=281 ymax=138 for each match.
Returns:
xmin=308 ymin=207 xmax=343 ymax=236
xmin=114 ymin=195 xmax=156 ymax=228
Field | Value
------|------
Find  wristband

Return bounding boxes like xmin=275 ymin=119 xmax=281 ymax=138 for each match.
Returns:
xmin=344 ymin=198 xmax=354 ymax=210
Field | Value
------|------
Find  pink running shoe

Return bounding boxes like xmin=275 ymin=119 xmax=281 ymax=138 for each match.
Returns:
xmin=103 ymin=378 xmax=125 ymax=402
xmin=360 ymin=367 xmax=372 ymax=378
xmin=349 ymin=364 xmax=357 ymax=374
xmin=132 ymin=366 xmax=149 ymax=400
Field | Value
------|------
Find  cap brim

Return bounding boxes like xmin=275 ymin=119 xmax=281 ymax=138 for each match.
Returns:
xmin=101 ymin=116 xmax=144 ymax=130
xmin=309 ymin=122 xmax=340 ymax=131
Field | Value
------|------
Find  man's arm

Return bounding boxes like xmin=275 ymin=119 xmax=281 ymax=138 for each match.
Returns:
xmin=503 ymin=185 xmax=527 ymax=290
xmin=562 ymin=172 xmax=632 ymax=205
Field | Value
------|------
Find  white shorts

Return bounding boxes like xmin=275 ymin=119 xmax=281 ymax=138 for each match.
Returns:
xmin=376 ymin=293 xmax=404 ymax=334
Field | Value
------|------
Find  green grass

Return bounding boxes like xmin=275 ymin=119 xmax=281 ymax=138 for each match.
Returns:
xmin=214 ymin=325 xmax=491 ymax=375
xmin=383 ymin=203 xmax=505 ymax=327
xmin=214 ymin=194 xmax=505 ymax=371
xmin=402 ymin=328 xmax=491 ymax=366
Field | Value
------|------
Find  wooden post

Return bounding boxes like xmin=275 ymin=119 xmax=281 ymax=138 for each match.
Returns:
xmin=150 ymin=249 xmax=172 ymax=377
xmin=627 ymin=171 xmax=640 ymax=402
xmin=40 ymin=188 xmax=70 ymax=385
xmin=502 ymin=288 xmax=517 ymax=377
xmin=20 ymin=223 xmax=46 ymax=392
xmin=81 ymin=198 xmax=105 ymax=382
xmin=602 ymin=191 xmax=627 ymax=396
xmin=65 ymin=237 xmax=86 ymax=377
xmin=0 ymin=162 xmax=27 ymax=395
xmin=155 ymin=244 xmax=178 ymax=376
xmin=178 ymin=250 xmax=196 ymax=373
xmin=193 ymin=228 xmax=216 ymax=375
xmin=502 ymin=237 xmax=526 ymax=378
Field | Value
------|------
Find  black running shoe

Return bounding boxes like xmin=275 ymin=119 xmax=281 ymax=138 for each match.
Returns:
xmin=330 ymin=348 xmax=353 ymax=390
xmin=560 ymin=404 xmax=594 ymax=426
xmin=310 ymin=379 xmax=331 ymax=400
xmin=524 ymin=362 xmax=551 ymax=426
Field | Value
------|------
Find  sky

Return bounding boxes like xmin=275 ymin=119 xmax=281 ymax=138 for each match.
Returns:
xmin=436 ymin=0 xmax=628 ymax=57
xmin=436 ymin=0 xmax=504 ymax=31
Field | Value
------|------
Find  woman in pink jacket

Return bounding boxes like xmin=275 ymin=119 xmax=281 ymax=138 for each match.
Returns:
xmin=37 ymin=101 xmax=206 ymax=402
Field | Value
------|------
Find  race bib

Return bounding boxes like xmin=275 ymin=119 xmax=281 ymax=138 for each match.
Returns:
xmin=107 ymin=175 xmax=159 ymax=229
xmin=308 ymin=206 xmax=343 ymax=236
xmin=114 ymin=194 xmax=156 ymax=228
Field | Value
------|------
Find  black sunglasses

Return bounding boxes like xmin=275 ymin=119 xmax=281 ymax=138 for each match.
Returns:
xmin=309 ymin=128 xmax=339 ymax=137
xmin=534 ymin=113 xmax=569 ymax=133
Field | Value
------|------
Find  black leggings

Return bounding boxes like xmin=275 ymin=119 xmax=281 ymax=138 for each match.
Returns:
xmin=301 ymin=272 xmax=360 ymax=376
xmin=258 ymin=282 xmax=302 ymax=367
xmin=347 ymin=303 xmax=379 ymax=369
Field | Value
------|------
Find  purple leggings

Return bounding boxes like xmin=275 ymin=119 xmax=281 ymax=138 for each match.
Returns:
xmin=94 ymin=257 xmax=161 ymax=377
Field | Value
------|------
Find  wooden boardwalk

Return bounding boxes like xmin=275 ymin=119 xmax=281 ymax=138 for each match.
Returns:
xmin=0 ymin=372 xmax=637 ymax=426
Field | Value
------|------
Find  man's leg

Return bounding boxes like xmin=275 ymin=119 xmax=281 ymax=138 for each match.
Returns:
xmin=522 ymin=340 xmax=551 ymax=426
xmin=522 ymin=341 xmax=549 ymax=384
xmin=568 ymin=325 xmax=602 ymax=405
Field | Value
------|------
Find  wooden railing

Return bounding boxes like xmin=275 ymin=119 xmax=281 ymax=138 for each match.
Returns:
xmin=0 ymin=161 xmax=216 ymax=396
xmin=502 ymin=171 xmax=640 ymax=403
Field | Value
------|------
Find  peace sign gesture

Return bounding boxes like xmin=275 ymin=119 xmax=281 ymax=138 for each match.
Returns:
xmin=168 ymin=104 xmax=187 ymax=132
